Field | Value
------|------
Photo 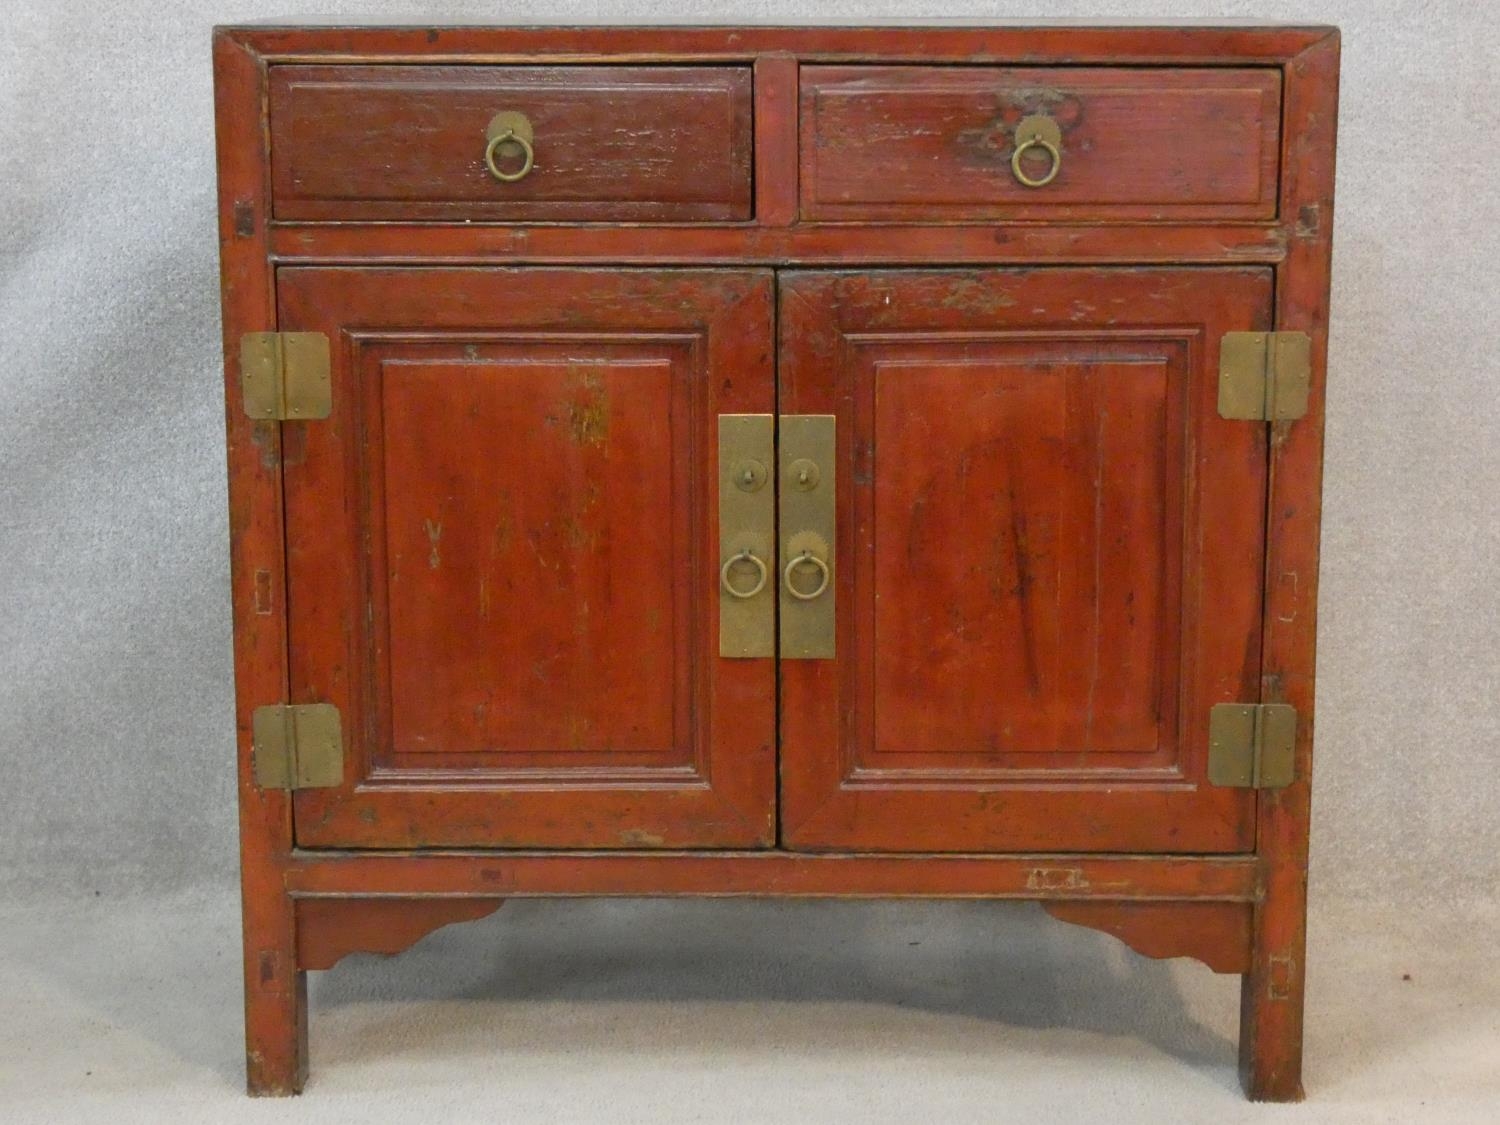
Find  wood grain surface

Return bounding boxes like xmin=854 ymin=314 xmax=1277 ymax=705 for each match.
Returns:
xmin=270 ymin=65 xmax=753 ymax=222
xmin=778 ymin=266 xmax=1273 ymax=853
xmin=800 ymin=66 xmax=1282 ymax=221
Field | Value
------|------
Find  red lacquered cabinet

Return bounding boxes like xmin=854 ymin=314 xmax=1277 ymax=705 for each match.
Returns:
xmin=214 ymin=23 xmax=1338 ymax=1099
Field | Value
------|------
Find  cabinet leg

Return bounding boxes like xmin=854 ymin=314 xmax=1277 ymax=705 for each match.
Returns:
xmin=245 ymin=951 xmax=307 ymax=1095
xmin=243 ymin=891 xmax=308 ymax=1096
xmin=1238 ymin=900 xmax=1307 ymax=1101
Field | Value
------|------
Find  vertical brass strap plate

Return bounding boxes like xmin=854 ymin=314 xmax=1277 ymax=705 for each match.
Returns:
xmin=1218 ymin=331 xmax=1312 ymax=421
xmin=251 ymin=703 xmax=344 ymax=790
xmin=241 ymin=332 xmax=332 ymax=421
xmin=1208 ymin=703 xmax=1297 ymax=789
xmin=718 ymin=415 xmax=776 ymax=658
xmin=780 ymin=414 xmax=836 ymax=660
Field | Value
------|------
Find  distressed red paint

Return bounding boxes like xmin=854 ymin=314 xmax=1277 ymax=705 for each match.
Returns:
xmin=215 ymin=23 xmax=1338 ymax=1100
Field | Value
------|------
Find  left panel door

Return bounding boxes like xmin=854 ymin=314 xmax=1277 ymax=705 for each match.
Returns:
xmin=277 ymin=268 xmax=776 ymax=848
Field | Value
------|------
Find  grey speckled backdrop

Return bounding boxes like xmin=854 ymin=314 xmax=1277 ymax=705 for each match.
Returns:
xmin=1 ymin=1 xmax=1495 ymax=904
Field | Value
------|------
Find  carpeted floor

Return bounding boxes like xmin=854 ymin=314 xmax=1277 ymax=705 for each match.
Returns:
xmin=1 ymin=892 xmax=1495 ymax=1123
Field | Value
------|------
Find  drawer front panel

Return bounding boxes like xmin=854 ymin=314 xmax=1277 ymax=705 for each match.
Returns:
xmin=800 ymin=66 xmax=1282 ymax=222
xmin=269 ymin=65 xmax=754 ymax=222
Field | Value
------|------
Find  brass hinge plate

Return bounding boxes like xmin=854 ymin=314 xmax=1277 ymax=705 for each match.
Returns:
xmin=251 ymin=703 xmax=344 ymax=790
xmin=1218 ymin=331 xmax=1312 ymax=421
xmin=1208 ymin=703 xmax=1297 ymax=789
xmin=240 ymin=332 xmax=332 ymax=421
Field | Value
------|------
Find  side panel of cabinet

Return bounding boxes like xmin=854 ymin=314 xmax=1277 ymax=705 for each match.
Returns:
xmin=278 ymin=268 xmax=776 ymax=848
xmin=778 ymin=268 xmax=1272 ymax=853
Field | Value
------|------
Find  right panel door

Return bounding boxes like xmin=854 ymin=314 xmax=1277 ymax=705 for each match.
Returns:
xmin=779 ymin=268 xmax=1273 ymax=852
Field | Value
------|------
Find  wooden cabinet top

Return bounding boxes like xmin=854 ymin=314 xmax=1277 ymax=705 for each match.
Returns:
xmin=215 ymin=22 xmax=1337 ymax=57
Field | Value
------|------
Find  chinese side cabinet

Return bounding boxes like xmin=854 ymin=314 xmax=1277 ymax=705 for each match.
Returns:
xmin=214 ymin=23 xmax=1338 ymax=1100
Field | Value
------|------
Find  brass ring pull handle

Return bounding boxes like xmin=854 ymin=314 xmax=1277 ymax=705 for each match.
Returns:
xmin=720 ymin=549 xmax=769 ymax=599
xmin=1011 ymin=114 xmax=1063 ymax=189
xmin=484 ymin=112 xmax=535 ymax=183
xmin=784 ymin=551 xmax=831 ymax=601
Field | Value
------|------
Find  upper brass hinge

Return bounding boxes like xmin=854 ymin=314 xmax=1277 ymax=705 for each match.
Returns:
xmin=1218 ymin=331 xmax=1312 ymax=421
xmin=251 ymin=703 xmax=344 ymax=790
xmin=1208 ymin=703 xmax=1298 ymax=789
xmin=240 ymin=332 xmax=332 ymax=421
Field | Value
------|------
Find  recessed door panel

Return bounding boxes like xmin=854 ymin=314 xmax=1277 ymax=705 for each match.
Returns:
xmin=869 ymin=344 xmax=1178 ymax=766
xmin=280 ymin=268 xmax=776 ymax=848
xmin=778 ymin=268 xmax=1273 ymax=852
xmin=380 ymin=348 xmax=683 ymax=766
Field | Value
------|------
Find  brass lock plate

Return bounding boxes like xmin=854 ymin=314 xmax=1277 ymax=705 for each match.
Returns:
xmin=718 ymin=415 xmax=775 ymax=658
xmin=780 ymin=415 xmax=836 ymax=660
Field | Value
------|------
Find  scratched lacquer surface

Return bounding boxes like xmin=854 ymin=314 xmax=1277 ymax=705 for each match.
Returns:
xmin=800 ymin=66 xmax=1282 ymax=222
xmin=269 ymin=65 xmax=755 ymax=222
xmin=277 ymin=267 xmax=777 ymax=848
xmin=779 ymin=268 xmax=1274 ymax=852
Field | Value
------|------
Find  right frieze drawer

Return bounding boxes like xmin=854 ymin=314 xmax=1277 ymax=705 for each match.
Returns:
xmin=798 ymin=66 xmax=1283 ymax=222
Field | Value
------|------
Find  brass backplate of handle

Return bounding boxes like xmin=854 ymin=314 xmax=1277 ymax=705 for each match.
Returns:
xmin=485 ymin=111 xmax=536 ymax=182
xmin=718 ymin=415 xmax=775 ymax=658
xmin=780 ymin=415 xmax=836 ymax=659
xmin=1012 ymin=114 xmax=1063 ymax=188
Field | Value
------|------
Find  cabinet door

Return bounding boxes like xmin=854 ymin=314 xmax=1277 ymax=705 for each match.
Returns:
xmin=279 ymin=268 xmax=776 ymax=848
xmin=778 ymin=268 xmax=1273 ymax=852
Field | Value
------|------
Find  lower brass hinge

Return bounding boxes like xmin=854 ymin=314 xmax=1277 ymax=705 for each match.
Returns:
xmin=251 ymin=703 xmax=344 ymax=790
xmin=240 ymin=332 xmax=332 ymax=421
xmin=1218 ymin=331 xmax=1311 ymax=421
xmin=1208 ymin=703 xmax=1297 ymax=789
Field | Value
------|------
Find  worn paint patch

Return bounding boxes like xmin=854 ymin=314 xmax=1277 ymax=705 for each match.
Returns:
xmin=478 ymin=866 xmax=517 ymax=890
xmin=940 ymin=278 xmax=1017 ymax=316
xmin=253 ymin=568 xmax=274 ymax=615
xmin=568 ymin=398 xmax=609 ymax=446
xmin=1295 ymin=203 xmax=1322 ymax=240
xmin=425 ymin=519 xmax=442 ymax=569
xmin=561 ymin=516 xmax=599 ymax=551
xmin=491 ymin=509 xmax=514 ymax=555
xmin=563 ymin=363 xmax=611 ymax=446
xmin=1006 ymin=86 xmax=1084 ymax=123
xmin=618 ymin=828 xmax=666 ymax=847
xmin=953 ymin=88 xmax=1083 ymax=167
xmin=1277 ymin=570 xmax=1300 ymax=623
xmin=1228 ymin=226 xmax=1289 ymax=258
xmin=1026 ymin=866 xmax=1090 ymax=892
xmin=251 ymin=422 xmax=280 ymax=472
xmin=1268 ymin=952 xmax=1298 ymax=999
xmin=557 ymin=712 xmax=594 ymax=751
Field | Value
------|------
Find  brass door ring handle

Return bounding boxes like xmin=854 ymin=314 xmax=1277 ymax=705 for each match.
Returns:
xmin=1010 ymin=114 xmax=1063 ymax=189
xmin=721 ymin=549 xmax=769 ymax=599
xmin=784 ymin=551 xmax=831 ymax=601
xmin=484 ymin=112 xmax=535 ymax=183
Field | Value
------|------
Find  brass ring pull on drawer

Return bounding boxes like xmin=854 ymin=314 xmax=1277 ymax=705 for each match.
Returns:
xmin=784 ymin=550 xmax=831 ymax=601
xmin=1011 ymin=114 xmax=1062 ymax=188
xmin=484 ymin=111 xmax=535 ymax=183
xmin=721 ymin=549 xmax=769 ymax=600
